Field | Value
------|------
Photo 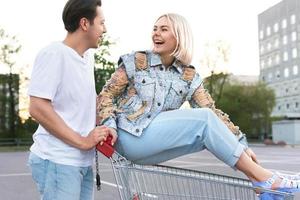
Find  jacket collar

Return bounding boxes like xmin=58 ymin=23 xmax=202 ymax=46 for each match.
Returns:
xmin=149 ymin=51 xmax=183 ymax=74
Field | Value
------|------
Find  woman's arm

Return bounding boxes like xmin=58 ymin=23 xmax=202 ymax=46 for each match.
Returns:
xmin=96 ymin=66 xmax=129 ymax=126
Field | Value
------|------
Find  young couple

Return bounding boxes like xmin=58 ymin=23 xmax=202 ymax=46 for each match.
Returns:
xmin=28 ymin=0 xmax=300 ymax=199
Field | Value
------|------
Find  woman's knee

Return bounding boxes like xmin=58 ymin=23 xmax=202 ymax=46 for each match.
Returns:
xmin=192 ymin=108 xmax=216 ymax=121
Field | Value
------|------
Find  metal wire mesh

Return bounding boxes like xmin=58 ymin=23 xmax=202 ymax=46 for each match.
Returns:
xmin=110 ymin=153 xmax=294 ymax=200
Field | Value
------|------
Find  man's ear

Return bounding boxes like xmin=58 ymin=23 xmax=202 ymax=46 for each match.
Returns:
xmin=79 ymin=18 xmax=90 ymax=31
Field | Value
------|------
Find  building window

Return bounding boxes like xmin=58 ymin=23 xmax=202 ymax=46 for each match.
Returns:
xmin=268 ymin=43 xmax=272 ymax=51
xmin=293 ymin=65 xmax=298 ymax=75
xmin=274 ymin=38 xmax=279 ymax=48
xmin=268 ymin=73 xmax=273 ymax=80
xmin=296 ymin=102 xmax=299 ymax=108
xmin=267 ymin=26 xmax=271 ymax=36
xmin=292 ymin=48 xmax=298 ymax=58
xmin=261 ymin=60 xmax=265 ymax=69
xmin=282 ymin=19 xmax=287 ymax=29
xmin=291 ymin=14 xmax=296 ymax=24
xmin=276 ymin=70 xmax=280 ymax=78
xmin=283 ymin=35 xmax=288 ymax=45
xmin=278 ymin=105 xmax=281 ymax=110
xmin=260 ymin=45 xmax=264 ymax=53
xmin=268 ymin=57 xmax=272 ymax=66
xmin=259 ymin=30 xmax=264 ymax=39
xmin=275 ymin=54 xmax=280 ymax=64
xmin=284 ymin=68 xmax=289 ymax=77
xmin=292 ymin=32 xmax=297 ymax=41
xmin=283 ymin=51 xmax=288 ymax=61
xmin=286 ymin=103 xmax=290 ymax=109
xmin=273 ymin=23 xmax=279 ymax=32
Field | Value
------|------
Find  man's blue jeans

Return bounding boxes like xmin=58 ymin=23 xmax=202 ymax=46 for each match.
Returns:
xmin=28 ymin=153 xmax=94 ymax=200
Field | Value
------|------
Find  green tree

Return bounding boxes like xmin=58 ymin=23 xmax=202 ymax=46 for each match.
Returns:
xmin=203 ymin=73 xmax=275 ymax=139
xmin=218 ymin=82 xmax=275 ymax=139
xmin=0 ymin=28 xmax=21 ymax=137
xmin=22 ymin=117 xmax=38 ymax=136
xmin=94 ymin=36 xmax=116 ymax=93
xmin=203 ymin=72 xmax=229 ymax=105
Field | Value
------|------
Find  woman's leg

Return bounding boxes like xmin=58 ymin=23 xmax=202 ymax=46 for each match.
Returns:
xmin=236 ymin=152 xmax=272 ymax=181
xmin=116 ymin=108 xmax=300 ymax=191
xmin=116 ymin=108 xmax=245 ymax=166
xmin=236 ymin=152 xmax=294 ymax=190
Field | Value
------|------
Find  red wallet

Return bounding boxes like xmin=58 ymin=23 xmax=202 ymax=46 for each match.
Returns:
xmin=96 ymin=135 xmax=114 ymax=158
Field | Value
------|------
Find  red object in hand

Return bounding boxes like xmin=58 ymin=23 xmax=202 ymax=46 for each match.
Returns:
xmin=96 ymin=135 xmax=114 ymax=158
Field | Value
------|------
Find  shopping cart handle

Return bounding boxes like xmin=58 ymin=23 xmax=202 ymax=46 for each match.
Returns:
xmin=96 ymin=135 xmax=115 ymax=158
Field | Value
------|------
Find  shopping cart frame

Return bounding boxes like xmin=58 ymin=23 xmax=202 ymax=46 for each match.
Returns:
xmin=96 ymin=136 xmax=294 ymax=200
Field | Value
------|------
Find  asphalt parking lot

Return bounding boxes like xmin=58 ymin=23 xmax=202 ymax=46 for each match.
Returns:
xmin=1 ymin=144 xmax=300 ymax=200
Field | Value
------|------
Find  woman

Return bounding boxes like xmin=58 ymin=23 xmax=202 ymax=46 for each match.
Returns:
xmin=97 ymin=13 xmax=300 ymax=194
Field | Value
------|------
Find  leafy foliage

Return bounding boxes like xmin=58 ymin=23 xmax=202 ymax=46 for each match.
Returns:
xmin=0 ymin=28 xmax=21 ymax=137
xmin=94 ymin=36 xmax=117 ymax=93
xmin=204 ymin=73 xmax=275 ymax=139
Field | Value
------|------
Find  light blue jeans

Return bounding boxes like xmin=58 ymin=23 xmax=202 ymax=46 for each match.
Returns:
xmin=116 ymin=108 xmax=246 ymax=167
xmin=27 ymin=153 xmax=94 ymax=200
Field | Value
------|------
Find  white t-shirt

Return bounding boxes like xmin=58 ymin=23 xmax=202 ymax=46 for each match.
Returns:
xmin=28 ymin=42 xmax=97 ymax=167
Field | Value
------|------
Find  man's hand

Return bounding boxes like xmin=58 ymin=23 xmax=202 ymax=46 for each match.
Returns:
xmin=83 ymin=126 xmax=110 ymax=150
xmin=245 ymin=148 xmax=258 ymax=164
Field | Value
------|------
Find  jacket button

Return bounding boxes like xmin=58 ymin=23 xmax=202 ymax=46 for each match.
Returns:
xmin=147 ymin=115 xmax=151 ymax=118
xmin=179 ymin=90 xmax=183 ymax=94
xmin=142 ymin=79 xmax=146 ymax=84
xmin=160 ymin=67 xmax=163 ymax=71
xmin=135 ymin=129 xmax=139 ymax=132
xmin=157 ymin=102 xmax=161 ymax=106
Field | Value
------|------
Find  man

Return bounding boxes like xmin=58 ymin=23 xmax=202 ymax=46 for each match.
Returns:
xmin=27 ymin=0 xmax=115 ymax=199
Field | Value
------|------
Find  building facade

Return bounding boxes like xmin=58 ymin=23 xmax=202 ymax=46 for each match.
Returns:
xmin=258 ymin=0 xmax=300 ymax=117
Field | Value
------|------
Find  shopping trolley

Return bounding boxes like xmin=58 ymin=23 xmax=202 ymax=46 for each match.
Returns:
xmin=96 ymin=136 xmax=294 ymax=200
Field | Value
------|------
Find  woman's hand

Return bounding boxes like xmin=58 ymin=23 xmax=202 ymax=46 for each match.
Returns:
xmin=245 ymin=148 xmax=258 ymax=164
xmin=107 ymin=127 xmax=118 ymax=146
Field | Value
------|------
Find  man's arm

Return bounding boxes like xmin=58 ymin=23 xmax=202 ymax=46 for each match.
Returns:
xmin=29 ymin=96 xmax=109 ymax=150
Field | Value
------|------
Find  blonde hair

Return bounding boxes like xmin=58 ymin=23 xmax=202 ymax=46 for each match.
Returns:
xmin=156 ymin=13 xmax=194 ymax=65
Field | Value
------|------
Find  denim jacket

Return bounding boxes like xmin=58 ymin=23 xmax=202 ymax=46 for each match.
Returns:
xmin=97 ymin=51 xmax=246 ymax=143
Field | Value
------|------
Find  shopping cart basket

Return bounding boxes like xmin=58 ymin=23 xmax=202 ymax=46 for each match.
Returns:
xmin=96 ymin=136 xmax=294 ymax=200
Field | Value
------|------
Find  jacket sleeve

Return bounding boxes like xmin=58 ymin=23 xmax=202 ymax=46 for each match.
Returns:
xmin=191 ymin=85 xmax=242 ymax=136
xmin=96 ymin=66 xmax=129 ymax=129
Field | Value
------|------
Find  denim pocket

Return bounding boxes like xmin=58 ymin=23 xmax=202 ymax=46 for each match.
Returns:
xmin=28 ymin=152 xmax=44 ymax=164
xmin=166 ymin=82 xmax=187 ymax=109
xmin=134 ymin=75 xmax=155 ymax=100
xmin=28 ymin=153 xmax=47 ymax=194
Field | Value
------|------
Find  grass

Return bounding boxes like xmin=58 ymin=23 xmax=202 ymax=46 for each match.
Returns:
xmin=0 ymin=145 xmax=30 ymax=152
